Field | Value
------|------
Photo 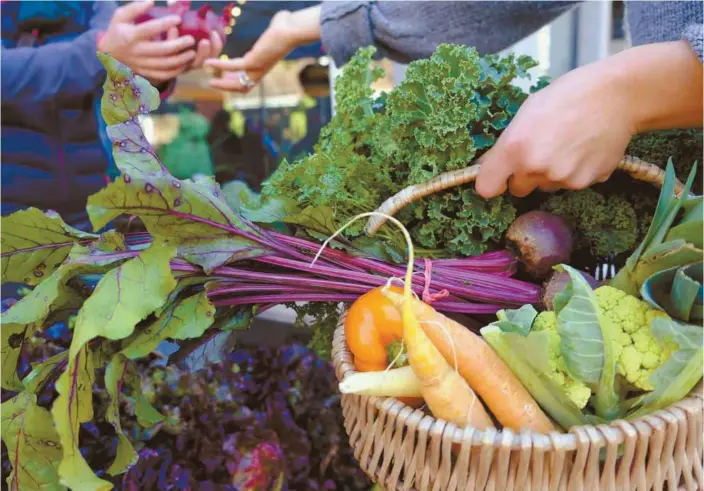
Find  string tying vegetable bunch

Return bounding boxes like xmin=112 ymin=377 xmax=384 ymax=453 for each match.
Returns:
xmin=0 ymin=55 xmax=543 ymax=491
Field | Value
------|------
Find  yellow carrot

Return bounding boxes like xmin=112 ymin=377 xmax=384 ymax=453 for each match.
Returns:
xmin=384 ymin=290 xmax=556 ymax=433
xmin=396 ymin=225 xmax=495 ymax=431
xmin=338 ymin=366 xmax=422 ymax=398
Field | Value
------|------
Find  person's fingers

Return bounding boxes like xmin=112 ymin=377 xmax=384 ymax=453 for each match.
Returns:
xmin=113 ymin=0 xmax=154 ymax=22
xmin=137 ymin=50 xmax=196 ymax=69
xmin=508 ymin=173 xmax=541 ymax=198
xmin=135 ymin=14 xmax=182 ymax=40
xmin=191 ymin=40 xmax=211 ymax=69
xmin=166 ymin=26 xmax=178 ymax=41
xmin=136 ymin=36 xmax=196 ymax=56
xmin=208 ymin=80 xmax=252 ymax=93
xmin=208 ymin=72 xmax=257 ymax=93
xmin=475 ymin=146 xmax=515 ymax=199
xmin=210 ymin=31 xmax=224 ymax=57
xmin=596 ymin=170 xmax=613 ymax=184
xmin=538 ymin=182 xmax=562 ymax=193
xmin=138 ymin=66 xmax=186 ymax=83
xmin=562 ymin=169 xmax=598 ymax=191
xmin=204 ymin=56 xmax=249 ymax=72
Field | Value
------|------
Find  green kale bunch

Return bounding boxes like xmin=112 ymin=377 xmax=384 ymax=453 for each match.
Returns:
xmin=543 ymin=188 xmax=639 ymax=258
xmin=262 ymin=45 xmax=545 ymax=256
xmin=564 ymin=128 xmax=704 ymax=255
xmin=627 ymin=128 xmax=703 ymax=196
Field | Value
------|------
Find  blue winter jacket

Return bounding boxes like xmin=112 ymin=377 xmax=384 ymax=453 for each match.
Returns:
xmin=1 ymin=1 xmax=117 ymax=229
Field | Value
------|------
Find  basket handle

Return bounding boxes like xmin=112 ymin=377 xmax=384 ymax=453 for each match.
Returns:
xmin=365 ymin=155 xmax=686 ymax=236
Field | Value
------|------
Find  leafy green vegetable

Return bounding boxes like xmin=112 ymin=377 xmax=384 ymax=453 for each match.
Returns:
xmin=221 ymin=180 xmax=263 ymax=215
xmin=101 ymin=288 xmax=210 ymax=477
xmin=88 ymin=139 xmax=264 ymax=273
xmin=98 ymin=52 xmax=160 ymax=127
xmin=1 ymin=239 xmax=127 ymax=391
xmin=286 ymin=302 xmax=343 ymax=361
xmin=260 ymin=45 xmax=543 ymax=256
xmin=626 ymin=128 xmax=703 ymax=196
xmin=1 ymin=392 xmax=63 ymax=491
xmin=543 ymin=188 xmax=638 ymax=257
xmin=104 ymin=356 xmax=139 ymax=476
xmin=611 ymin=161 xmax=702 ymax=296
xmin=553 ymin=266 xmax=619 ymax=419
xmin=492 ymin=304 xmax=538 ymax=335
xmin=0 ymin=208 xmax=97 ymax=286
xmin=121 ymin=291 xmax=216 ymax=359
xmin=69 ymin=243 xmax=177 ymax=357
xmin=641 ymin=262 xmax=703 ymax=323
xmin=628 ymin=316 xmax=703 ymax=419
xmin=666 ymin=195 xmax=704 ymax=249
xmin=22 ymin=351 xmax=68 ymax=395
xmin=52 ymin=345 xmax=111 ymax=490
xmin=283 ymin=205 xmax=339 ymax=237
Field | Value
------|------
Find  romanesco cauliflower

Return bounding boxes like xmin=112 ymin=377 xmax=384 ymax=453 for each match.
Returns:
xmin=595 ymin=286 xmax=676 ymax=391
xmin=532 ymin=287 xmax=676 ymax=408
xmin=532 ymin=312 xmax=593 ymax=409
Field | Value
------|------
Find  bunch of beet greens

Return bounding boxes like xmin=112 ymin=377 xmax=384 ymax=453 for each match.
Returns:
xmin=0 ymin=54 xmax=536 ymax=491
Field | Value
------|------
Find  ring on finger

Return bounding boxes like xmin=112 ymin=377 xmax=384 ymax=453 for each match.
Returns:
xmin=238 ymin=71 xmax=256 ymax=88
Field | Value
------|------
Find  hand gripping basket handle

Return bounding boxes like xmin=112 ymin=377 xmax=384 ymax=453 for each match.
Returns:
xmin=365 ymin=155 xmax=686 ymax=236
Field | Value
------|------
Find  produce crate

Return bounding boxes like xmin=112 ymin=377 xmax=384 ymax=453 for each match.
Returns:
xmin=333 ymin=314 xmax=704 ymax=491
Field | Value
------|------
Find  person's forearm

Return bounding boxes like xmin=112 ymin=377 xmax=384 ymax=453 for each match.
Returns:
xmin=608 ymin=41 xmax=703 ymax=133
xmin=286 ymin=6 xmax=321 ymax=47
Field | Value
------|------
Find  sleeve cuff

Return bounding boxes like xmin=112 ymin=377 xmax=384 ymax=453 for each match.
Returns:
xmin=96 ymin=30 xmax=105 ymax=50
xmin=320 ymin=1 xmax=377 ymax=67
xmin=683 ymin=24 xmax=704 ymax=62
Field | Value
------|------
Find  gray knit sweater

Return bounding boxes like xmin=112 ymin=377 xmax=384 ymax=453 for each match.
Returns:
xmin=320 ymin=1 xmax=704 ymax=67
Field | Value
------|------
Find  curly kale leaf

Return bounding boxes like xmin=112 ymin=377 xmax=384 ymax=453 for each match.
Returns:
xmin=285 ymin=302 xmax=342 ymax=362
xmin=626 ymin=129 xmax=703 ymax=196
xmin=262 ymin=48 xmax=395 ymax=238
xmin=414 ymin=188 xmax=516 ymax=257
xmin=261 ymin=45 xmax=543 ymax=256
xmin=543 ymin=188 xmax=638 ymax=257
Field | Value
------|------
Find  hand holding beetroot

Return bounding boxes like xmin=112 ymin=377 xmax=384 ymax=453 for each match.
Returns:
xmin=98 ymin=1 xmax=196 ymax=84
xmin=135 ymin=1 xmax=234 ymax=43
xmin=135 ymin=0 xmax=229 ymax=70
xmin=99 ymin=1 xmax=226 ymax=86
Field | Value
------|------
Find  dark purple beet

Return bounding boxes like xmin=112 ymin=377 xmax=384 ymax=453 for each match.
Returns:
xmin=505 ymin=211 xmax=573 ymax=280
xmin=541 ymin=269 xmax=599 ymax=310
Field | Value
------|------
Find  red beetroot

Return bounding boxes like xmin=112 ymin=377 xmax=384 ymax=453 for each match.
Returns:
xmin=505 ymin=210 xmax=573 ymax=280
xmin=136 ymin=1 xmax=234 ymax=43
xmin=541 ymin=269 xmax=599 ymax=310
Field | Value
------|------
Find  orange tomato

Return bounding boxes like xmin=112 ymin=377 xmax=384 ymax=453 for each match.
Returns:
xmin=345 ymin=285 xmax=404 ymax=372
xmin=345 ymin=285 xmax=422 ymax=408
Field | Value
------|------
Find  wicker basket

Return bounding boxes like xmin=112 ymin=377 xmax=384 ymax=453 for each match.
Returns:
xmin=332 ymin=157 xmax=703 ymax=490
xmin=332 ymin=317 xmax=704 ymax=491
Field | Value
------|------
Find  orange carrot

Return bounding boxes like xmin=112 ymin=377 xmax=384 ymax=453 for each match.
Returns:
xmin=384 ymin=290 xmax=556 ymax=433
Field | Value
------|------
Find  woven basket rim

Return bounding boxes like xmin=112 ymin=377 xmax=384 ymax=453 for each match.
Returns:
xmin=332 ymin=312 xmax=704 ymax=452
